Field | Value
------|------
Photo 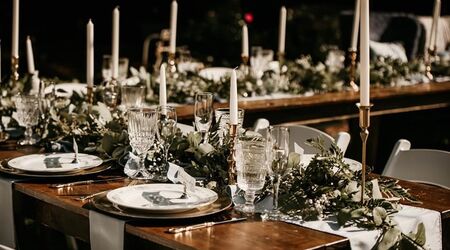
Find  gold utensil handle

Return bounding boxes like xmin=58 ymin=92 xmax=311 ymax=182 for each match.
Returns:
xmin=168 ymin=222 xmax=214 ymax=233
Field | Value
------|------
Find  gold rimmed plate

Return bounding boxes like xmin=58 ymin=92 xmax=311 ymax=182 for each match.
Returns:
xmin=0 ymin=158 xmax=112 ymax=178
xmin=89 ymin=192 xmax=232 ymax=220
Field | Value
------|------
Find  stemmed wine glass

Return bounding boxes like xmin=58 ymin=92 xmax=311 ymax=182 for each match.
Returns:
xmin=266 ymin=126 xmax=290 ymax=219
xmin=156 ymin=106 xmax=177 ymax=177
xmin=14 ymin=94 xmax=41 ymax=145
xmin=194 ymin=92 xmax=213 ymax=143
xmin=235 ymin=136 xmax=268 ymax=214
xmin=125 ymin=108 xmax=157 ymax=179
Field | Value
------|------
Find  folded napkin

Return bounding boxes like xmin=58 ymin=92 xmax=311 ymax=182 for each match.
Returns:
xmin=284 ymin=205 xmax=442 ymax=250
xmin=0 ymin=176 xmax=26 ymax=248
xmin=89 ymin=210 xmax=127 ymax=250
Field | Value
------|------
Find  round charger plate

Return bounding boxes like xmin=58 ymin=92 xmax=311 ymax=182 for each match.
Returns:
xmin=0 ymin=158 xmax=111 ymax=178
xmin=301 ymin=154 xmax=362 ymax=172
xmin=91 ymin=192 xmax=232 ymax=220
xmin=8 ymin=153 xmax=103 ymax=173
xmin=106 ymin=183 xmax=218 ymax=213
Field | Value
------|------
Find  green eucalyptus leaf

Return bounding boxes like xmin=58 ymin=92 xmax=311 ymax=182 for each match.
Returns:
xmin=101 ymin=134 xmax=114 ymax=154
xmin=288 ymin=152 xmax=301 ymax=169
xmin=337 ymin=208 xmax=352 ymax=226
xmin=413 ymin=223 xmax=426 ymax=246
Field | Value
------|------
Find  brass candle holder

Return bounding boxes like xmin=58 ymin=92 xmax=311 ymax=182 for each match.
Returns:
xmin=357 ymin=103 xmax=372 ymax=204
xmin=348 ymin=49 xmax=359 ymax=92
xmin=241 ymin=55 xmax=249 ymax=76
xmin=277 ymin=51 xmax=285 ymax=68
xmin=11 ymin=56 xmax=20 ymax=87
xmin=227 ymin=123 xmax=238 ymax=185
xmin=86 ymin=86 xmax=94 ymax=113
xmin=425 ymin=47 xmax=436 ymax=80
xmin=168 ymin=52 xmax=177 ymax=75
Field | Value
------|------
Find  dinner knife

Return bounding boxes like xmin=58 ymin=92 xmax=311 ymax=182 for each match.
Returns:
xmin=167 ymin=217 xmax=247 ymax=234
xmin=49 ymin=177 xmax=124 ymax=188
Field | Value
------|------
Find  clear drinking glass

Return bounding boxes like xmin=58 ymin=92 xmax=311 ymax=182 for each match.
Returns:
xmin=156 ymin=106 xmax=177 ymax=177
xmin=14 ymin=94 xmax=41 ymax=145
xmin=121 ymin=85 xmax=146 ymax=109
xmin=102 ymin=55 xmax=130 ymax=81
xmin=250 ymin=46 xmax=274 ymax=79
xmin=126 ymin=108 xmax=157 ymax=179
xmin=194 ymin=92 xmax=213 ymax=142
xmin=266 ymin=126 xmax=290 ymax=218
xmin=235 ymin=137 xmax=268 ymax=214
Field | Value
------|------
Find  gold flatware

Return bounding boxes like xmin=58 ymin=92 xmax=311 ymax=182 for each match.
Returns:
xmin=167 ymin=217 xmax=247 ymax=234
xmin=49 ymin=177 xmax=124 ymax=188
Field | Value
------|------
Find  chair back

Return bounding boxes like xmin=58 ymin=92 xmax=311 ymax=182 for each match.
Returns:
xmin=287 ymin=125 xmax=350 ymax=155
xmin=383 ymin=139 xmax=450 ymax=189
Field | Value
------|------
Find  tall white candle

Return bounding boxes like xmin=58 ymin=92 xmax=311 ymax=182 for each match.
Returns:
xmin=26 ymin=36 xmax=35 ymax=74
xmin=429 ymin=0 xmax=441 ymax=50
xmin=230 ymin=69 xmax=238 ymax=125
xmin=278 ymin=6 xmax=287 ymax=54
xmin=111 ymin=7 xmax=120 ymax=79
xmin=242 ymin=24 xmax=249 ymax=58
xmin=159 ymin=63 xmax=167 ymax=107
xmin=169 ymin=0 xmax=178 ymax=54
xmin=359 ymin=0 xmax=370 ymax=106
xmin=350 ymin=0 xmax=361 ymax=51
xmin=87 ymin=20 xmax=94 ymax=88
xmin=12 ymin=0 xmax=19 ymax=58
xmin=0 ymin=40 xmax=2 ymax=80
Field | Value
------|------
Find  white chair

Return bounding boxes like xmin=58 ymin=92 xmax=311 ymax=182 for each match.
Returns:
xmin=382 ymin=139 xmax=450 ymax=189
xmin=177 ymin=123 xmax=195 ymax=135
xmin=287 ymin=125 xmax=351 ymax=155
xmin=252 ymin=118 xmax=270 ymax=134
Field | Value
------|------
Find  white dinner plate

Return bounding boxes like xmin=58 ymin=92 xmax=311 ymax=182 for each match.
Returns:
xmin=301 ymin=154 xmax=362 ymax=172
xmin=8 ymin=153 xmax=103 ymax=173
xmin=106 ymin=183 xmax=218 ymax=213
xmin=44 ymin=83 xmax=87 ymax=98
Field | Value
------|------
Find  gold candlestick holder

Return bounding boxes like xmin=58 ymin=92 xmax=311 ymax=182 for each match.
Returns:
xmin=277 ymin=51 xmax=285 ymax=68
xmin=11 ymin=56 xmax=20 ymax=87
xmin=425 ymin=47 xmax=436 ymax=80
xmin=168 ymin=52 xmax=177 ymax=75
xmin=227 ymin=124 xmax=238 ymax=185
xmin=241 ymin=55 xmax=250 ymax=76
xmin=348 ymin=49 xmax=359 ymax=92
xmin=86 ymin=86 xmax=94 ymax=113
xmin=357 ymin=103 xmax=372 ymax=204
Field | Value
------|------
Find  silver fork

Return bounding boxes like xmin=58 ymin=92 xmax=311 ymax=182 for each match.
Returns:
xmin=74 ymin=179 xmax=139 ymax=202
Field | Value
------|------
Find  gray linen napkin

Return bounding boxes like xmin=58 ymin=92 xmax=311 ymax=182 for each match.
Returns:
xmin=0 ymin=176 xmax=23 ymax=248
xmin=89 ymin=210 xmax=127 ymax=250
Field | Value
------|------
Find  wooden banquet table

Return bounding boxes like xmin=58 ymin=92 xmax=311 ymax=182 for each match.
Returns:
xmin=1 ymin=150 xmax=449 ymax=250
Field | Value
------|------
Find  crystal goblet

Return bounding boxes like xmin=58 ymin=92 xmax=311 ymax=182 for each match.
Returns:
xmin=125 ymin=108 xmax=157 ymax=179
xmin=121 ymin=85 xmax=146 ymax=109
xmin=14 ymin=94 xmax=41 ymax=145
xmin=235 ymin=137 xmax=268 ymax=214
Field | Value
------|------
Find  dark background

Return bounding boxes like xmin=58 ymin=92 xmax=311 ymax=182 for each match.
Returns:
xmin=0 ymin=0 xmax=446 ymax=82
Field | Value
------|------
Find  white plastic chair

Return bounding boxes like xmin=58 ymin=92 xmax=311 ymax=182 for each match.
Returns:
xmin=252 ymin=118 xmax=270 ymax=134
xmin=382 ymin=139 xmax=450 ymax=189
xmin=287 ymin=125 xmax=351 ymax=155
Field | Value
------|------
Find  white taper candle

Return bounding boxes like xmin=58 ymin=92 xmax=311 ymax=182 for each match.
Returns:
xmin=169 ymin=0 xmax=178 ymax=54
xmin=242 ymin=24 xmax=249 ymax=58
xmin=278 ymin=6 xmax=287 ymax=54
xmin=87 ymin=20 xmax=94 ymax=88
xmin=111 ymin=7 xmax=120 ymax=79
xmin=359 ymin=0 xmax=370 ymax=106
xmin=26 ymin=36 xmax=35 ymax=74
xmin=429 ymin=0 xmax=441 ymax=50
xmin=12 ymin=0 xmax=19 ymax=58
xmin=159 ymin=63 xmax=167 ymax=107
xmin=350 ymin=0 xmax=360 ymax=51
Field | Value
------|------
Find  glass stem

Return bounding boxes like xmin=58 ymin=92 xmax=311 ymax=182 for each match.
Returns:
xmin=244 ymin=190 xmax=256 ymax=209
xmin=25 ymin=126 xmax=33 ymax=141
xmin=201 ymin=130 xmax=208 ymax=143
xmin=273 ymin=175 xmax=281 ymax=211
